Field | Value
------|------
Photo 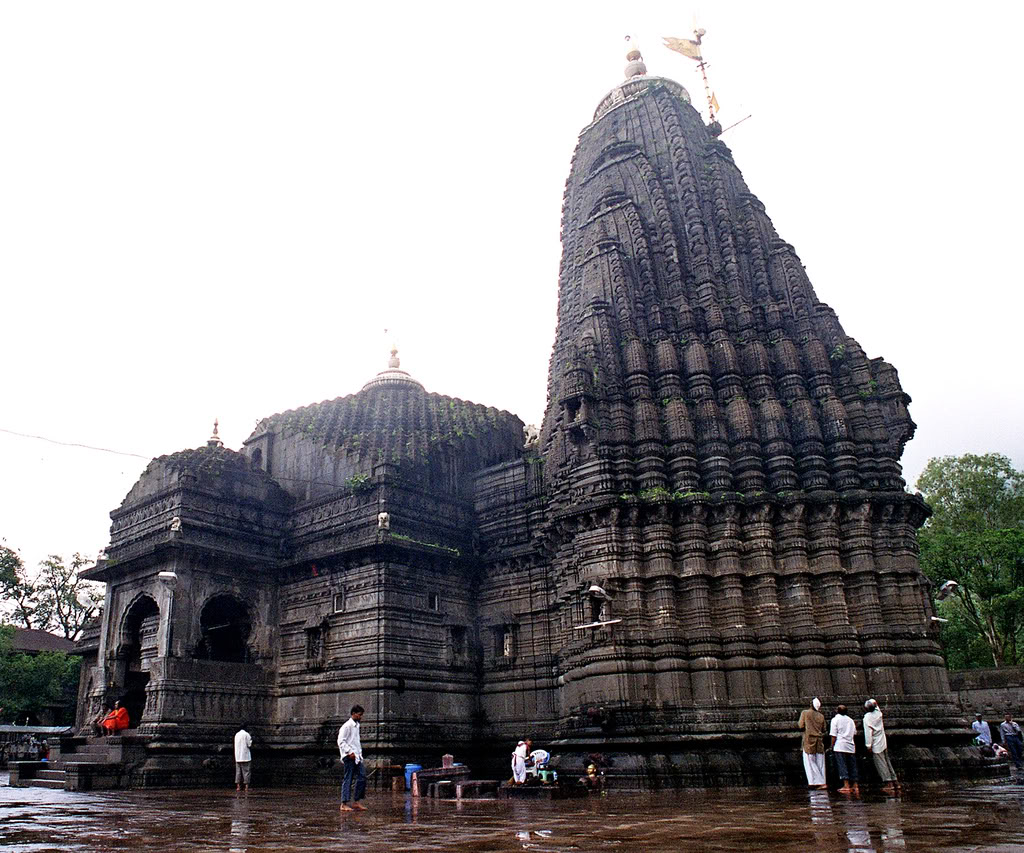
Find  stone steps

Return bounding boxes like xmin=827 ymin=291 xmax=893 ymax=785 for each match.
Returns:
xmin=22 ymin=768 xmax=67 ymax=789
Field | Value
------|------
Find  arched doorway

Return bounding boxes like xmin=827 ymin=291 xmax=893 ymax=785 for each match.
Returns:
xmin=195 ymin=595 xmax=252 ymax=663
xmin=120 ymin=595 xmax=160 ymax=727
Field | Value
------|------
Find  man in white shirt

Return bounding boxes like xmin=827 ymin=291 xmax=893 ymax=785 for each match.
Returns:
xmin=863 ymin=699 xmax=897 ymax=794
xmin=972 ymin=713 xmax=992 ymax=745
xmin=829 ymin=704 xmax=859 ymax=795
xmin=999 ymin=713 xmax=1024 ymax=771
xmin=338 ymin=704 xmax=367 ymax=811
xmin=234 ymin=725 xmax=252 ymax=792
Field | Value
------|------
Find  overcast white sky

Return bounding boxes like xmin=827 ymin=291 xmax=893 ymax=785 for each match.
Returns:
xmin=2 ymin=2 xmax=1022 ymax=574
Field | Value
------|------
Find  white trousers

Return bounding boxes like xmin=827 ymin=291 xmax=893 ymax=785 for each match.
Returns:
xmin=803 ymin=751 xmax=826 ymax=785
xmin=512 ymin=755 xmax=526 ymax=783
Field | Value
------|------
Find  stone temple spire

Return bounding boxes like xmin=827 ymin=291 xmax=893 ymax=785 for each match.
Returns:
xmin=534 ymin=53 xmax=954 ymax=746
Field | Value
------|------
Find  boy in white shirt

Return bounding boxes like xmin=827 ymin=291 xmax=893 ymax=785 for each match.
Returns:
xmin=234 ymin=725 xmax=252 ymax=792
xmin=338 ymin=705 xmax=367 ymax=811
xmin=829 ymin=704 xmax=859 ymax=795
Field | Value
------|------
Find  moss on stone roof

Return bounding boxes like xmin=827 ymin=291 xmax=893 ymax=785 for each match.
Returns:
xmin=259 ymin=386 xmax=523 ymax=467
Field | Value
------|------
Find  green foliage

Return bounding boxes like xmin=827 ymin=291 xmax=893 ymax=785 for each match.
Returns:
xmin=916 ymin=453 xmax=1024 ymax=668
xmin=344 ymin=473 xmax=373 ymax=495
xmin=388 ymin=532 xmax=460 ymax=556
xmin=829 ymin=344 xmax=846 ymax=361
xmin=0 ymin=625 xmax=81 ymax=725
xmin=0 ymin=544 xmax=38 ymax=630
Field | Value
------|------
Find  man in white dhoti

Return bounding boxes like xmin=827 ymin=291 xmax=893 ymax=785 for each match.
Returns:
xmin=511 ymin=738 xmax=532 ymax=784
xmin=797 ymin=698 xmax=827 ymax=788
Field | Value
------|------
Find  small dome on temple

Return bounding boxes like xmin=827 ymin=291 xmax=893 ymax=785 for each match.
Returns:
xmin=361 ymin=346 xmax=425 ymax=392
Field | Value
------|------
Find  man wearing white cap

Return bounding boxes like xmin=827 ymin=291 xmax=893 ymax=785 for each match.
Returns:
xmin=797 ymin=698 xmax=826 ymax=788
xmin=864 ymin=699 xmax=898 ymax=794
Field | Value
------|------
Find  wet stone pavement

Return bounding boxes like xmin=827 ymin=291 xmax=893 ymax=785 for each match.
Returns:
xmin=2 ymin=774 xmax=1023 ymax=852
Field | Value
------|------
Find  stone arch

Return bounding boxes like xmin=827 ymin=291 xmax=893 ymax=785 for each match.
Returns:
xmin=195 ymin=593 xmax=253 ymax=663
xmin=117 ymin=593 xmax=160 ymax=727
xmin=120 ymin=593 xmax=160 ymax=670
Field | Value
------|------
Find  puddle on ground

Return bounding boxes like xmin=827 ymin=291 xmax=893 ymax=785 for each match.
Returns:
xmin=2 ymin=774 xmax=1023 ymax=852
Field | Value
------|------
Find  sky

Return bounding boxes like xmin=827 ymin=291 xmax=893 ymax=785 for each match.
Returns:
xmin=2 ymin=2 xmax=1022 ymax=575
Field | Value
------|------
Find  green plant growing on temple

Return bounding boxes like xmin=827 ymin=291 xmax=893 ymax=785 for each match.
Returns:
xmin=916 ymin=453 xmax=1024 ymax=669
xmin=344 ymin=474 xmax=372 ymax=495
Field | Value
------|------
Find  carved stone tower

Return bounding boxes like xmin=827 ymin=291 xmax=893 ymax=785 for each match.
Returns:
xmin=531 ymin=47 xmax=960 ymax=769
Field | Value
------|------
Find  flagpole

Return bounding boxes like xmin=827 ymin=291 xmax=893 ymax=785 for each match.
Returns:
xmin=693 ymin=29 xmax=716 ymax=124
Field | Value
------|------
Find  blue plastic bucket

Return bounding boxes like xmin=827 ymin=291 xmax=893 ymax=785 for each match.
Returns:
xmin=404 ymin=763 xmax=422 ymax=790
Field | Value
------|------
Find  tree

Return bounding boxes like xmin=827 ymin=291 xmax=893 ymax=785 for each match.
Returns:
xmin=34 ymin=554 xmax=103 ymax=641
xmin=0 ymin=543 xmax=40 ymax=629
xmin=916 ymin=453 xmax=1024 ymax=669
xmin=0 ymin=545 xmax=102 ymax=641
xmin=0 ymin=624 xmax=81 ymax=725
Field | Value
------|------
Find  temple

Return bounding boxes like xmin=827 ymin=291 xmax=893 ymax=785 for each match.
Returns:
xmin=74 ymin=46 xmax=972 ymax=787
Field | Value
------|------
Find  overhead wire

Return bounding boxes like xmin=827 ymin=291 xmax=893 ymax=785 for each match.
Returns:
xmin=0 ymin=425 xmax=364 ymax=492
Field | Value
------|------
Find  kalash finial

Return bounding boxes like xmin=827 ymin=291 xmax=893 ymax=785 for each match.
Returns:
xmin=207 ymin=418 xmax=224 ymax=448
xmin=624 ymin=34 xmax=647 ymax=79
xmin=388 ymin=345 xmax=400 ymax=369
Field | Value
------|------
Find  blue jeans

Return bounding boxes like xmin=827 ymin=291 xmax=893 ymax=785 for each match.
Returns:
xmin=1006 ymin=735 xmax=1024 ymax=769
xmin=834 ymin=750 xmax=858 ymax=782
xmin=342 ymin=756 xmax=366 ymax=803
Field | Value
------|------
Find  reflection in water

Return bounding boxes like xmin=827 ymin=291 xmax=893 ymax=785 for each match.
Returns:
xmin=230 ymin=796 xmax=251 ymax=853
xmin=0 ymin=773 xmax=1021 ymax=852
xmin=809 ymin=789 xmax=838 ymax=849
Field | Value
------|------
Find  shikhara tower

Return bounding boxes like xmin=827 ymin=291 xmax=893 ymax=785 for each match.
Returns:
xmin=65 ymin=45 xmax=971 ymax=790
xmin=525 ymin=43 xmax=960 ymax=749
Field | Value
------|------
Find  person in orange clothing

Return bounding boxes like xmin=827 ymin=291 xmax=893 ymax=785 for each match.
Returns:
xmin=99 ymin=700 xmax=130 ymax=735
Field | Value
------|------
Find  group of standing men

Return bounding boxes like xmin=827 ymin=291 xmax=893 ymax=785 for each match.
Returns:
xmin=798 ymin=698 xmax=899 ymax=795
xmin=971 ymin=711 xmax=1024 ymax=771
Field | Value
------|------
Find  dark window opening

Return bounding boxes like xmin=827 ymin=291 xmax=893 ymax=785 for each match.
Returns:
xmin=448 ymin=625 xmax=467 ymax=668
xmin=429 ymin=592 xmax=440 ymax=611
xmin=195 ymin=595 xmax=252 ymax=663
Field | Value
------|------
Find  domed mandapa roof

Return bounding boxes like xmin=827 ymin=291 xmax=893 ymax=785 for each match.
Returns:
xmin=255 ymin=384 xmax=524 ymax=471
xmin=119 ymin=444 xmax=289 ymax=510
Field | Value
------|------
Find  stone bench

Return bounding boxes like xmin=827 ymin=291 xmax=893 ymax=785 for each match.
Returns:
xmin=411 ymin=765 xmax=470 ymax=797
xmin=456 ymin=779 xmax=499 ymax=800
xmin=427 ymin=780 xmax=457 ymax=799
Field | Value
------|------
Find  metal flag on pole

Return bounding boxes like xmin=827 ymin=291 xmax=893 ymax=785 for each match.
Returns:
xmin=663 ymin=27 xmax=718 ymax=125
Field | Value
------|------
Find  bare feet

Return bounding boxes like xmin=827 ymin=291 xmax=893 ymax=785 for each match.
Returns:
xmin=838 ymin=784 xmax=851 ymax=794
xmin=340 ymin=804 xmax=353 ymax=812
xmin=352 ymin=803 xmax=367 ymax=811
